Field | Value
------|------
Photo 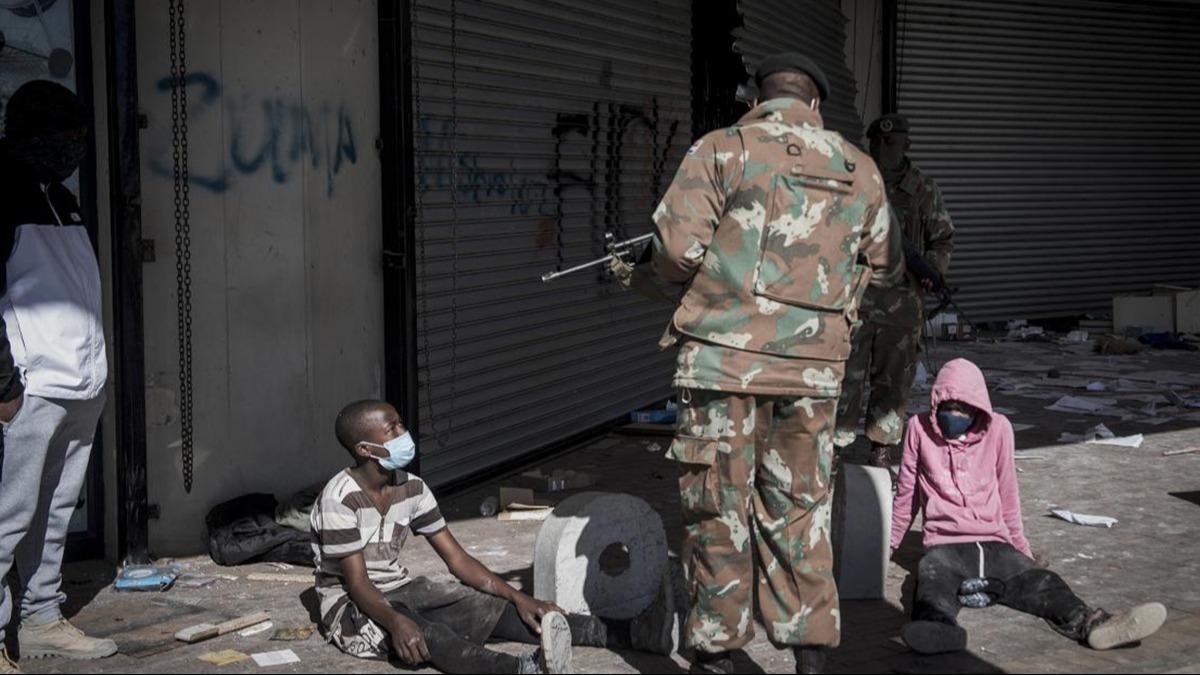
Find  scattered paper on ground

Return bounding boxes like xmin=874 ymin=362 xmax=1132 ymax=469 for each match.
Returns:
xmin=1047 ymin=396 xmax=1118 ymax=415
xmin=1049 ymin=507 xmax=1118 ymax=528
xmin=1057 ymin=423 xmax=1144 ymax=448
xmin=251 ymin=650 xmax=301 ymax=667
xmin=199 ymin=650 xmax=250 ymax=666
xmin=1011 ymin=423 xmax=1035 ymax=432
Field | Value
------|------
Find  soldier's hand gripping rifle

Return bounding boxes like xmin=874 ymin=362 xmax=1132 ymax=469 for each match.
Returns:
xmin=540 ymin=232 xmax=654 ymax=283
xmin=902 ymin=235 xmax=978 ymax=333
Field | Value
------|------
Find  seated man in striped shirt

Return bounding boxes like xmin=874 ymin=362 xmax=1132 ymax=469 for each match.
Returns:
xmin=310 ymin=400 xmax=673 ymax=674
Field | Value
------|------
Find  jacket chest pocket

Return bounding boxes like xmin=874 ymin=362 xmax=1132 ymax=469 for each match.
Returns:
xmin=753 ymin=163 xmax=860 ymax=312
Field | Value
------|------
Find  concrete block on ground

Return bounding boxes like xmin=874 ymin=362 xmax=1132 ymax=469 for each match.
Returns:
xmin=533 ymin=492 xmax=667 ymax=619
xmin=832 ymin=464 xmax=893 ymax=600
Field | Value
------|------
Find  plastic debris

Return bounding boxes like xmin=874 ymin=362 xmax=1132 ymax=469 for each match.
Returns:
xmin=479 ymin=496 xmax=500 ymax=518
xmin=1048 ymin=507 xmax=1117 ymax=528
xmin=114 ymin=564 xmax=181 ymax=592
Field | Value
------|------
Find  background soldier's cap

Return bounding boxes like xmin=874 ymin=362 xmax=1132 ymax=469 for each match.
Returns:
xmin=754 ymin=52 xmax=831 ymax=101
xmin=867 ymin=113 xmax=911 ymax=138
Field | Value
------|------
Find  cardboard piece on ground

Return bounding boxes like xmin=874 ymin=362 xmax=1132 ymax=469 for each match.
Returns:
xmin=1176 ymin=290 xmax=1200 ymax=333
xmin=251 ymin=650 xmax=301 ymax=667
xmin=497 ymin=486 xmax=554 ymax=522
xmin=270 ymin=626 xmax=314 ymax=642
xmin=199 ymin=649 xmax=251 ymax=666
xmin=176 ymin=611 xmax=272 ymax=643
xmin=1113 ymin=295 xmax=1174 ymax=334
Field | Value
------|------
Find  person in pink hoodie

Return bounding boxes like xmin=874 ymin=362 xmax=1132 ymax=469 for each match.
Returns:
xmin=890 ymin=358 xmax=1165 ymax=655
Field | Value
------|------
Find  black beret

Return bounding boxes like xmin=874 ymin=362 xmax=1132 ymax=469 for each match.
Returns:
xmin=867 ymin=113 xmax=911 ymax=138
xmin=754 ymin=52 xmax=831 ymax=102
xmin=3 ymin=80 xmax=89 ymax=139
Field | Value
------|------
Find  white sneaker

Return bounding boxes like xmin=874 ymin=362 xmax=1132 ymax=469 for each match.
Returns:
xmin=538 ymin=612 xmax=573 ymax=674
xmin=19 ymin=618 xmax=118 ymax=660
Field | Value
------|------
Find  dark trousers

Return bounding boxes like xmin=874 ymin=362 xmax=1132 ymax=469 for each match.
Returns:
xmin=914 ymin=542 xmax=1090 ymax=640
xmin=394 ymin=602 xmax=628 ymax=674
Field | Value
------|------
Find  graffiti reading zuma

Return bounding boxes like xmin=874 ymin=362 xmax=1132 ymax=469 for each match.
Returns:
xmin=151 ymin=72 xmax=357 ymax=197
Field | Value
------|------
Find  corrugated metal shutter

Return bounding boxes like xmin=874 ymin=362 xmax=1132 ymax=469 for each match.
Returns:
xmin=410 ymin=0 xmax=691 ymax=484
xmin=735 ymin=0 xmax=865 ymax=141
xmin=898 ymin=0 xmax=1200 ymax=321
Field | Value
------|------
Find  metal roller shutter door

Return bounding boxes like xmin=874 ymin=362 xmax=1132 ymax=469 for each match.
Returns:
xmin=410 ymin=0 xmax=691 ymax=484
xmin=734 ymin=0 xmax=865 ymax=141
xmin=897 ymin=0 xmax=1200 ymax=321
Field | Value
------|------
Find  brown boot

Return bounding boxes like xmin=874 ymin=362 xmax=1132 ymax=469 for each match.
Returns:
xmin=868 ymin=444 xmax=894 ymax=468
xmin=0 ymin=649 xmax=21 ymax=674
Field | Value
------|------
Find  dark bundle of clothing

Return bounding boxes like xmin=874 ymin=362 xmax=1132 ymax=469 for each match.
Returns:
xmin=206 ymin=493 xmax=313 ymax=567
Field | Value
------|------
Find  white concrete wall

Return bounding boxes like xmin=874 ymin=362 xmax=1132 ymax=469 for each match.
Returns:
xmin=842 ymin=0 xmax=885 ymax=137
xmin=136 ymin=0 xmax=383 ymax=555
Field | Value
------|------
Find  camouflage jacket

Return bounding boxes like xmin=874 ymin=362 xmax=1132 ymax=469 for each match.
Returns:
xmin=650 ymin=98 xmax=902 ymax=398
xmin=860 ymin=160 xmax=954 ymax=327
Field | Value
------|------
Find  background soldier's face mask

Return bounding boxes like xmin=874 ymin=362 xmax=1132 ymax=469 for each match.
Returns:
xmin=870 ymin=133 xmax=907 ymax=171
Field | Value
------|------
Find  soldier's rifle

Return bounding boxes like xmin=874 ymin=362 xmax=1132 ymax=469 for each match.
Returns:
xmin=539 ymin=232 xmax=654 ymax=283
xmin=902 ymin=235 xmax=978 ymax=333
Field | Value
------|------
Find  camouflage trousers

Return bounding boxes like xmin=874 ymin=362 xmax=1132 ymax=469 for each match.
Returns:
xmin=670 ymin=390 xmax=840 ymax=653
xmin=835 ymin=320 xmax=922 ymax=448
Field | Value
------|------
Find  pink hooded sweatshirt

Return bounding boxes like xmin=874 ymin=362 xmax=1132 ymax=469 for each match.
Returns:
xmin=890 ymin=358 xmax=1032 ymax=558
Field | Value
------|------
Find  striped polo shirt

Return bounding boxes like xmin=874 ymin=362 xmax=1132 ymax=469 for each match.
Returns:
xmin=310 ymin=469 xmax=446 ymax=625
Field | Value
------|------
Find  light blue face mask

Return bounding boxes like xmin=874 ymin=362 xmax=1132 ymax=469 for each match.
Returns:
xmin=364 ymin=432 xmax=416 ymax=470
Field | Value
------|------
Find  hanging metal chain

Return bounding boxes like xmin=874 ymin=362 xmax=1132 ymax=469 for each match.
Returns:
xmin=412 ymin=0 xmax=450 ymax=452
xmin=447 ymin=0 xmax=460 ymax=441
xmin=169 ymin=0 xmax=195 ymax=493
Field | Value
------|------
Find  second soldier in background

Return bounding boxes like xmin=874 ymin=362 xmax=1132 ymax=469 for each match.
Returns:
xmin=640 ymin=53 xmax=901 ymax=674
xmin=835 ymin=114 xmax=955 ymax=467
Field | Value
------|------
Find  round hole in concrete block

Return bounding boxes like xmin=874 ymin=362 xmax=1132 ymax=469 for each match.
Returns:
xmin=598 ymin=542 xmax=631 ymax=577
xmin=534 ymin=492 xmax=667 ymax=619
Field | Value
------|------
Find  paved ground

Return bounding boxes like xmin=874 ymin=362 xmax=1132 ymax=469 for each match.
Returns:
xmin=14 ymin=338 xmax=1200 ymax=673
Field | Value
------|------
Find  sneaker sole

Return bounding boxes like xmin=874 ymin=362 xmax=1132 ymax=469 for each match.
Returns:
xmin=540 ymin=612 xmax=573 ymax=674
xmin=902 ymin=621 xmax=968 ymax=655
xmin=1088 ymin=603 xmax=1167 ymax=650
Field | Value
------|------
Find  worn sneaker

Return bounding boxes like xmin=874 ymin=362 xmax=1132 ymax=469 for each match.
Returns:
xmin=19 ymin=618 xmax=118 ymax=660
xmin=629 ymin=569 xmax=677 ymax=655
xmin=0 ymin=649 xmax=21 ymax=674
xmin=1087 ymin=603 xmax=1167 ymax=650
xmin=901 ymin=620 xmax=968 ymax=655
xmin=538 ymin=611 xmax=573 ymax=674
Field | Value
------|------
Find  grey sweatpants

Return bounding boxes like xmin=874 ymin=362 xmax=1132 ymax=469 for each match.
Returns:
xmin=0 ymin=394 xmax=104 ymax=641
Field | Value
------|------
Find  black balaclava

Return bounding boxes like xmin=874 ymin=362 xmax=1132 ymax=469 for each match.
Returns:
xmin=4 ymin=80 xmax=89 ymax=182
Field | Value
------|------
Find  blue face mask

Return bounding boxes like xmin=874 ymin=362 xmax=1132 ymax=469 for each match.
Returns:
xmin=937 ymin=410 xmax=975 ymax=439
xmin=364 ymin=432 xmax=417 ymax=470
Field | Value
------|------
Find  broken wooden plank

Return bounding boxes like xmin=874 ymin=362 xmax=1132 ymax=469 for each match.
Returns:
xmin=174 ymin=611 xmax=271 ymax=644
xmin=245 ymin=573 xmax=314 ymax=584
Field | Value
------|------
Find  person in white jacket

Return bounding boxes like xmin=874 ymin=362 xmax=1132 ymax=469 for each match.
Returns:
xmin=0 ymin=80 xmax=114 ymax=673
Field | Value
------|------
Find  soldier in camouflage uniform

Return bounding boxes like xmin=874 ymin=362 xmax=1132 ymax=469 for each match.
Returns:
xmin=643 ymin=53 xmax=901 ymax=674
xmin=834 ymin=114 xmax=954 ymax=468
